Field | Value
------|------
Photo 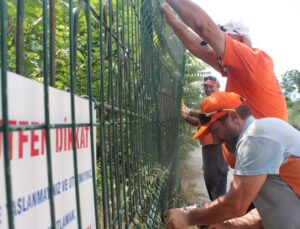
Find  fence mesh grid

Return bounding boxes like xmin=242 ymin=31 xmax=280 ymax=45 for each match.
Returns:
xmin=0 ymin=0 xmax=185 ymax=228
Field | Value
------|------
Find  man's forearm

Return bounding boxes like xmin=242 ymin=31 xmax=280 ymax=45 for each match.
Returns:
xmin=166 ymin=0 xmax=225 ymax=57
xmin=189 ymin=109 xmax=199 ymax=118
xmin=166 ymin=0 xmax=216 ymax=38
xmin=161 ymin=4 xmax=202 ymax=52
xmin=186 ymin=196 xmax=242 ymax=226
xmin=184 ymin=115 xmax=200 ymax=126
xmin=170 ymin=19 xmax=203 ymax=53
xmin=214 ymin=208 xmax=263 ymax=229
xmin=186 ymin=175 xmax=265 ymax=226
xmin=170 ymin=20 xmax=219 ymax=70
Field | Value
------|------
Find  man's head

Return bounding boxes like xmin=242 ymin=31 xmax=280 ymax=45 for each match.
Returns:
xmin=194 ymin=92 xmax=251 ymax=146
xmin=221 ymin=20 xmax=252 ymax=47
xmin=203 ymin=76 xmax=220 ymax=96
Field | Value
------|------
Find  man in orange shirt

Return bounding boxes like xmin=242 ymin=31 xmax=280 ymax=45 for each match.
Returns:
xmin=160 ymin=2 xmax=287 ymax=120
xmin=182 ymin=76 xmax=228 ymax=201
xmin=161 ymin=1 xmax=288 ymax=168
xmin=165 ymin=92 xmax=300 ymax=229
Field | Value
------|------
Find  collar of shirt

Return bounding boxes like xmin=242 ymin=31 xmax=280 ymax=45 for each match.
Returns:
xmin=236 ymin=116 xmax=256 ymax=147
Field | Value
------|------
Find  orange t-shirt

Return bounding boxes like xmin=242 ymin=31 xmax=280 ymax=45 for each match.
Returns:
xmin=221 ymin=144 xmax=236 ymax=168
xmin=222 ymin=34 xmax=288 ymax=121
xmin=220 ymin=34 xmax=288 ymax=167
xmin=198 ymin=132 xmax=213 ymax=145
xmin=279 ymin=156 xmax=300 ymax=197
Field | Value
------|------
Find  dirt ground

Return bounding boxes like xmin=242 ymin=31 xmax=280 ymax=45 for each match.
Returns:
xmin=178 ymin=147 xmax=233 ymax=229
xmin=179 ymin=147 xmax=233 ymax=206
xmin=179 ymin=147 xmax=210 ymax=206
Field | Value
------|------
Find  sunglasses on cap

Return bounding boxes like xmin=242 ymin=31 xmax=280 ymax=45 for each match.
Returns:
xmin=198 ymin=109 xmax=236 ymax=125
xmin=204 ymin=76 xmax=217 ymax=82
xmin=218 ymin=25 xmax=240 ymax=35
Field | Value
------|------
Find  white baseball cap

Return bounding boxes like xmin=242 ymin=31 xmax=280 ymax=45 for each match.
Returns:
xmin=220 ymin=20 xmax=250 ymax=37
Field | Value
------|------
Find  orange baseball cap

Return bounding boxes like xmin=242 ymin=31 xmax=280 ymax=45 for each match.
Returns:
xmin=193 ymin=92 xmax=245 ymax=139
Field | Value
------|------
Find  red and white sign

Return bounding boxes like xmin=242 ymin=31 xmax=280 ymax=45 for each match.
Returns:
xmin=0 ymin=72 xmax=97 ymax=228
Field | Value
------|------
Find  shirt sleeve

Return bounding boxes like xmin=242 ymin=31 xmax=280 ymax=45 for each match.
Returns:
xmin=234 ymin=136 xmax=284 ymax=176
xmin=222 ymin=34 xmax=262 ymax=81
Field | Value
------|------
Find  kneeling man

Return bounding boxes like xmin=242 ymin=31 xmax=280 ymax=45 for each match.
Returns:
xmin=165 ymin=92 xmax=300 ymax=229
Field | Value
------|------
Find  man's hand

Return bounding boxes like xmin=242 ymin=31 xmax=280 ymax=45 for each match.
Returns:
xmin=160 ymin=3 xmax=177 ymax=25
xmin=181 ymin=99 xmax=191 ymax=118
xmin=164 ymin=208 xmax=189 ymax=229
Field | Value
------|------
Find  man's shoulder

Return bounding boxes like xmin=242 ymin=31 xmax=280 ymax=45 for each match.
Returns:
xmin=253 ymin=118 xmax=287 ymax=129
xmin=226 ymin=37 xmax=270 ymax=62
xmin=240 ymin=118 xmax=297 ymax=147
xmin=223 ymin=35 xmax=265 ymax=70
xmin=246 ymin=118 xmax=285 ymax=135
xmin=254 ymin=48 xmax=273 ymax=64
xmin=236 ymin=118 xmax=283 ymax=145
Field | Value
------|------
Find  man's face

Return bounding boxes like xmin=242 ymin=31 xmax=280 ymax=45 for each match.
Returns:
xmin=208 ymin=114 xmax=240 ymax=147
xmin=204 ymin=83 xmax=219 ymax=96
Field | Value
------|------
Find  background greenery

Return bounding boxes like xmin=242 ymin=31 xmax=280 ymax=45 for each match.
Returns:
xmin=281 ymin=69 xmax=300 ymax=129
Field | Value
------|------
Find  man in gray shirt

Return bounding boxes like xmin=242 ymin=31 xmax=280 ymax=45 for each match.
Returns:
xmin=165 ymin=92 xmax=300 ymax=229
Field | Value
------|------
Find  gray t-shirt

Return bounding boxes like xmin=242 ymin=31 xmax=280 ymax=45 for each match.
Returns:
xmin=234 ymin=116 xmax=300 ymax=229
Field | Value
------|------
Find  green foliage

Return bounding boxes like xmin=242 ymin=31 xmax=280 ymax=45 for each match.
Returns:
xmin=6 ymin=0 xmax=140 ymax=99
xmin=177 ymin=131 xmax=199 ymax=159
xmin=285 ymin=97 xmax=294 ymax=108
xmin=7 ymin=0 xmax=44 ymax=79
xmin=7 ymin=0 xmax=17 ymax=71
xmin=280 ymin=69 xmax=300 ymax=96
xmin=182 ymin=52 xmax=206 ymax=109
xmin=288 ymin=99 xmax=300 ymax=130
xmin=178 ymin=52 xmax=209 ymax=157
xmin=281 ymin=70 xmax=300 ymax=129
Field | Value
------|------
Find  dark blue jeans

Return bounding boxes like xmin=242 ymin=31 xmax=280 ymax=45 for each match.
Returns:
xmin=202 ymin=144 xmax=228 ymax=201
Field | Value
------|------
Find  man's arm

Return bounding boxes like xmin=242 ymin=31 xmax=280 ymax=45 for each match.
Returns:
xmin=189 ymin=109 xmax=200 ymax=118
xmin=161 ymin=4 xmax=220 ymax=71
xmin=166 ymin=0 xmax=225 ymax=58
xmin=183 ymin=114 xmax=200 ymax=126
xmin=181 ymin=100 xmax=200 ymax=126
xmin=208 ymin=208 xmax=263 ymax=229
xmin=165 ymin=174 xmax=267 ymax=228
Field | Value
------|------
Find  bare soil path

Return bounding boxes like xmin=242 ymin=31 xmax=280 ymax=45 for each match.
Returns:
xmin=179 ymin=147 xmax=210 ymax=206
xmin=179 ymin=147 xmax=233 ymax=206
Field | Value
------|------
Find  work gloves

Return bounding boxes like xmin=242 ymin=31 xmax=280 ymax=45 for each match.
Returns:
xmin=180 ymin=99 xmax=191 ymax=119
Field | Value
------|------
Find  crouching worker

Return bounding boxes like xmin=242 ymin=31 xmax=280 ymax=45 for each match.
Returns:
xmin=165 ymin=92 xmax=300 ymax=229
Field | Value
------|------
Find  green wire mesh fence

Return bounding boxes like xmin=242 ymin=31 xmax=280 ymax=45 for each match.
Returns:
xmin=0 ymin=0 xmax=185 ymax=228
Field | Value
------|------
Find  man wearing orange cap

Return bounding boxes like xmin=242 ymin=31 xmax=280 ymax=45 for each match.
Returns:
xmin=161 ymin=0 xmax=288 ymax=168
xmin=182 ymin=76 xmax=228 ymax=201
xmin=165 ymin=92 xmax=300 ymax=229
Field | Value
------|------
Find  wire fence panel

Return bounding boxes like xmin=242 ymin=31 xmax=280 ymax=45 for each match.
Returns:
xmin=0 ymin=0 xmax=185 ymax=228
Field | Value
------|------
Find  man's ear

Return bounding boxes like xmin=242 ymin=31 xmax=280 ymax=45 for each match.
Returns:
xmin=228 ymin=111 xmax=239 ymax=123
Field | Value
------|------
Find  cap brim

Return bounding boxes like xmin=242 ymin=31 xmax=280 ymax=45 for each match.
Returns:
xmin=203 ymin=80 xmax=218 ymax=86
xmin=193 ymin=111 xmax=228 ymax=140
